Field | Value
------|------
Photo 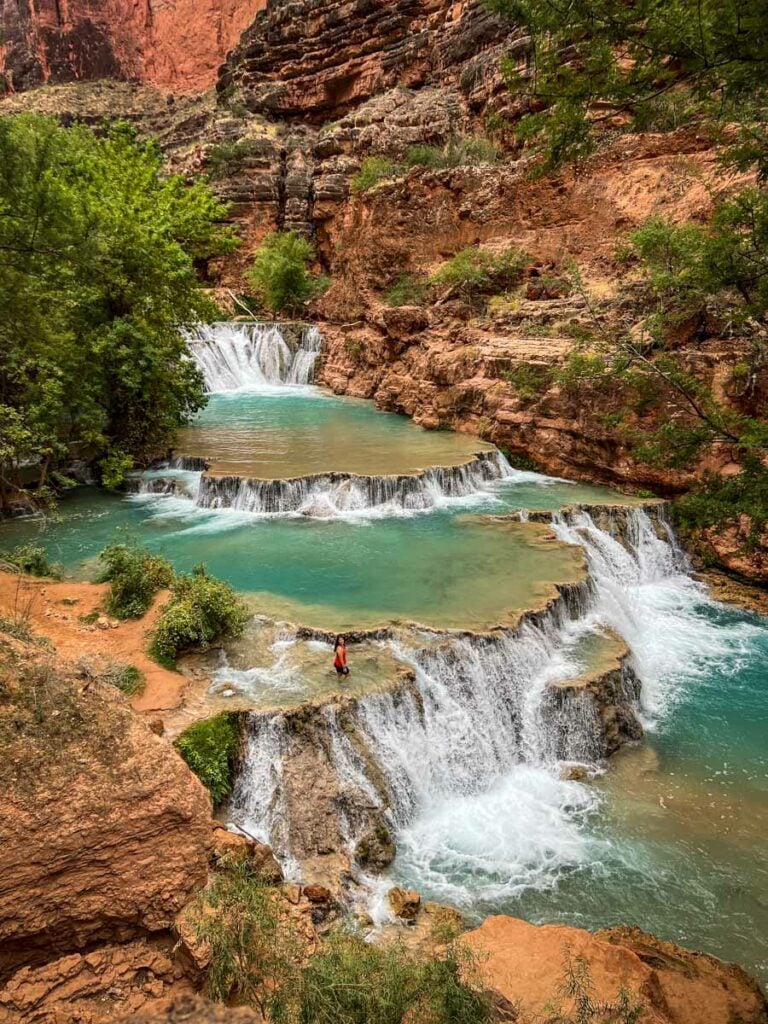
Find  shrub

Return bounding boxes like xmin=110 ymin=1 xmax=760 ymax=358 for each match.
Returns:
xmin=246 ymin=231 xmax=327 ymax=315
xmin=206 ymin=139 xmax=252 ymax=180
xmin=99 ymin=543 xmax=174 ymax=619
xmin=430 ymin=244 xmax=528 ymax=299
xmin=175 ymin=713 xmax=240 ymax=805
xmin=99 ymin=450 xmax=134 ymax=491
xmin=383 ymin=274 xmax=428 ymax=306
xmin=102 ymin=662 xmax=146 ymax=696
xmin=674 ymin=455 xmax=768 ymax=549
xmin=405 ymin=135 xmax=500 ymax=169
xmin=350 ymin=156 xmax=401 ymax=192
xmin=2 ymin=543 xmax=61 ymax=579
xmin=272 ymin=930 xmax=495 ymax=1024
xmin=502 ymin=363 xmax=554 ymax=401
xmin=149 ymin=565 xmax=250 ymax=666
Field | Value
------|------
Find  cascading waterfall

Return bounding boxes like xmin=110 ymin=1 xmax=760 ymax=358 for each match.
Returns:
xmin=185 ymin=322 xmax=322 ymax=392
xmin=228 ymin=505 xmax=702 ymax=896
xmin=198 ymin=449 xmax=514 ymax=516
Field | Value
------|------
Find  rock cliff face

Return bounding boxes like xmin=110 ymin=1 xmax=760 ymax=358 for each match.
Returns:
xmin=0 ymin=641 xmax=212 ymax=989
xmin=0 ymin=0 xmax=267 ymax=93
xmin=219 ymin=0 xmax=516 ymax=119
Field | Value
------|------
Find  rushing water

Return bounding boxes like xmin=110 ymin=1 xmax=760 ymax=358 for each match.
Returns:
xmin=2 ymin=322 xmax=766 ymax=983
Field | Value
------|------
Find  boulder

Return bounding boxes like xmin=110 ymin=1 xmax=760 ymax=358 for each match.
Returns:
xmin=388 ymin=887 xmax=421 ymax=921
xmin=463 ymin=916 xmax=768 ymax=1024
xmin=0 ymin=655 xmax=213 ymax=981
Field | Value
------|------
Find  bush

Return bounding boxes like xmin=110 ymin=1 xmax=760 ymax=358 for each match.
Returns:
xmin=206 ymin=139 xmax=252 ymax=180
xmin=175 ymin=713 xmax=240 ymax=805
xmin=2 ymin=543 xmax=61 ymax=579
xmin=502 ymin=363 xmax=554 ymax=401
xmin=102 ymin=662 xmax=146 ymax=696
xmin=674 ymin=456 xmax=768 ymax=549
xmin=99 ymin=543 xmax=174 ymax=619
xmin=149 ymin=565 xmax=250 ymax=666
xmin=430 ymin=245 xmax=528 ymax=299
xmin=383 ymin=274 xmax=428 ymax=306
xmin=99 ymin=450 xmax=134 ymax=491
xmin=246 ymin=231 xmax=327 ymax=315
xmin=271 ymin=930 xmax=494 ymax=1024
xmin=405 ymin=135 xmax=500 ymax=169
xmin=350 ymin=156 xmax=401 ymax=193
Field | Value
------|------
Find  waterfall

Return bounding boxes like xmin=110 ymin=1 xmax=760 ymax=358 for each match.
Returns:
xmin=227 ymin=505 xmax=713 ymax=893
xmin=198 ymin=450 xmax=513 ymax=516
xmin=185 ymin=322 xmax=322 ymax=392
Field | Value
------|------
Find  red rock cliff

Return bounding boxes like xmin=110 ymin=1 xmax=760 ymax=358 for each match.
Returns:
xmin=0 ymin=0 xmax=267 ymax=93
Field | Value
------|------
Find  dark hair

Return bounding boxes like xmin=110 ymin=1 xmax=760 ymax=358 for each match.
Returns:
xmin=334 ymin=634 xmax=345 ymax=650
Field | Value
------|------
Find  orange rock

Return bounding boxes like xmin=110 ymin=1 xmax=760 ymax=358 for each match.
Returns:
xmin=463 ymin=916 xmax=768 ymax=1024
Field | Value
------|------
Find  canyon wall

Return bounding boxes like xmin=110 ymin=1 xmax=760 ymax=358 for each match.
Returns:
xmin=0 ymin=0 xmax=267 ymax=92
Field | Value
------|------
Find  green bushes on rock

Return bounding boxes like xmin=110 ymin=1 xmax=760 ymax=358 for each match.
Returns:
xmin=1 ymin=543 xmax=61 ymax=579
xmin=405 ymin=135 xmax=501 ymax=169
xmin=175 ymin=713 xmax=240 ymax=805
xmin=430 ymin=245 xmax=528 ymax=300
xmin=247 ymin=232 xmax=328 ymax=315
xmin=99 ymin=543 xmax=174 ymax=620
xmin=149 ymin=566 xmax=250 ymax=666
xmin=350 ymin=156 xmax=401 ymax=193
xmin=383 ymin=274 xmax=429 ymax=307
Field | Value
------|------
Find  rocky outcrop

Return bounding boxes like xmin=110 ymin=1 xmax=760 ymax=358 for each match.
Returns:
xmin=0 ymin=648 xmax=213 ymax=981
xmin=464 ymin=916 xmax=768 ymax=1024
xmin=0 ymin=0 xmax=267 ymax=93
xmin=218 ymin=0 xmax=516 ymax=120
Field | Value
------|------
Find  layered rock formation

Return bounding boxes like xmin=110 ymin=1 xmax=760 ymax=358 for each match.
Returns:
xmin=0 ymin=0 xmax=267 ymax=93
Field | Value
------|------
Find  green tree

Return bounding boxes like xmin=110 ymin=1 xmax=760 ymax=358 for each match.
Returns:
xmin=246 ymin=231 xmax=327 ymax=314
xmin=0 ymin=114 xmax=235 ymax=509
xmin=488 ymin=0 xmax=768 ymax=172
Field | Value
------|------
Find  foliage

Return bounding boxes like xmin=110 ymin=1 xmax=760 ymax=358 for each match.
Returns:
xmin=488 ymin=0 xmax=768 ymax=173
xmin=502 ymin=363 xmax=554 ymax=401
xmin=99 ymin=450 xmax=134 ymax=491
xmin=271 ymin=930 xmax=495 ymax=1024
xmin=545 ymin=946 xmax=644 ymax=1024
xmin=206 ymin=139 xmax=256 ymax=179
xmin=149 ymin=565 xmax=250 ymax=666
xmin=430 ymin=245 xmax=528 ymax=299
xmin=383 ymin=274 xmax=429 ymax=306
xmin=246 ymin=232 xmax=327 ymax=315
xmin=350 ymin=156 xmax=401 ymax=192
xmin=1 ymin=543 xmax=61 ymax=579
xmin=99 ymin=542 xmax=174 ymax=620
xmin=175 ymin=713 xmax=240 ymax=805
xmin=98 ymin=660 xmax=146 ymax=696
xmin=674 ymin=456 xmax=768 ymax=548
xmin=0 ymin=114 xmax=235 ymax=510
xmin=405 ymin=136 xmax=501 ymax=169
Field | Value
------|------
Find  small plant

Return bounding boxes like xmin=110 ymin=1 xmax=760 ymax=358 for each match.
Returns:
xmin=149 ymin=565 xmax=250 ymax=666
xmin=99 ymin=543 xmax=174 ymax=620
xmin=246 ymin=231 xmax=327 ymax=315
xmin=405 ymin=135 xmax=501 ymax=169
xmin=1 ymin=543 xmax=61 ymax=579
xmin=549 ymin=946 xmax=644 ymax=1024
xmin=383 ymin=273 xmax=428 ymax=306
xmin=431 ymin=244 xmax=528 ymax=300
xmin=175 ymin=713 xmax=240 ymax=806
xmin=206 ymin=139 xmax=254 ymax=180
xmin=191 ymin=857 xmax=298 ymax=1011
xmin=350 ymin=156 xmax=401 ymax=192
xmin=502 ymin=363 xmax=554 ymax=401
xmin=102 ymin=662 xmax=146 ymax=696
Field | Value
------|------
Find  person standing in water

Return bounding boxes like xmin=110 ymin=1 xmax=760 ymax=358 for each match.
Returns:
xmin=333 ymin=635 xmax=350 ymax=677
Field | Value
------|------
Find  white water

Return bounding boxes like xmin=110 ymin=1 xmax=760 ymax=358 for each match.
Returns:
xmin=185 ymin=322 xmax=322 ymax=391
xmin=228 ymin=505 xmax=763 ymax=909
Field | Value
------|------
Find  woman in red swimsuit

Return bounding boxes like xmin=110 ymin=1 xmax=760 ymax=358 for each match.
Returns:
xmin=333 ymin=635 xmax=350 ymax=677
